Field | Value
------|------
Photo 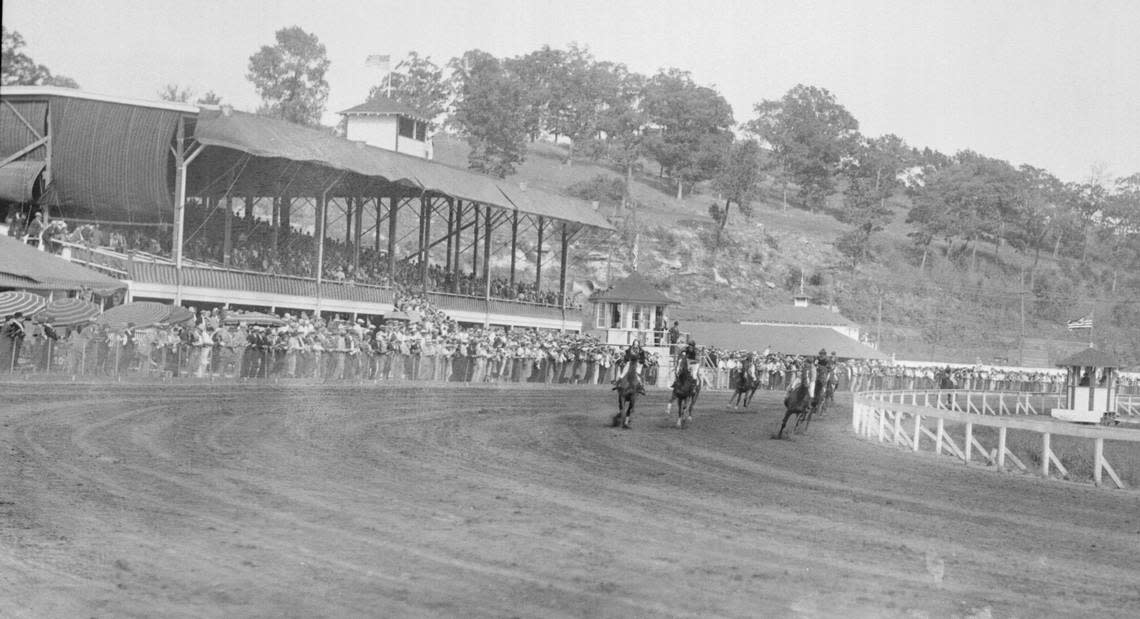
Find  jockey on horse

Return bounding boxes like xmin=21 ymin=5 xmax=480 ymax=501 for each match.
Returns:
xmin=614 ymin=339 xmax=648 ymax=396
xmin=674 ymin=337 xmax=707 ymax=390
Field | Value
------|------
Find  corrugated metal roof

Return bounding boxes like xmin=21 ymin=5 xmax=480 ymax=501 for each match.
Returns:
xmin=47 ymin=95 xmax=182 ymax=222
xmin=0 ymin=161 xmax=45 ymax=203
xmin=591 ymin=272 xmax=676 ymax=304
xmin=0 ymin=236 xmax=126 ymax=292
xmin=497 ymin=183 xmax=614 ymax=231
xmin=685 ymin=320 xmax=886 ymax=359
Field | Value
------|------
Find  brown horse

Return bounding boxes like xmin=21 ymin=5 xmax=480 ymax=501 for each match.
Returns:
xmin=729 ymin=365 xmax=760 ymax=409
xmin=666 ymin=359 xmax=700 ymax=428
xmin=776 ymin=362 xmax=817 ymax=439
xmin=611 ymin=361 xmax=639 ymax=429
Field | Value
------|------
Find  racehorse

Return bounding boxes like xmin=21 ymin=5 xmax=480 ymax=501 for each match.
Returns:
xmin=814 ymin=364 xmax=838 ymax=418
xmin=611 ymin=359 xmax=640 ymax=429
xmin=776 ymin=362 xmax=817 ymax=439
xmin=666 ymin=359 xmax=700 ymax=428
xmin=729 ymin=366 xmax=760 ymax=409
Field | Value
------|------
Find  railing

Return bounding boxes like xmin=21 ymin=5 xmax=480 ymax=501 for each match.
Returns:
xmin=853 ymin=390 xmax=1140 ymax=490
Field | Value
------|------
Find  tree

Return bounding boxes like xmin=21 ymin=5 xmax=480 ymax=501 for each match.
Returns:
xmin=246 ymin=26 xmax=330 ymax=126
xmin=747 ymin=84 xmax=859 ymax=211
xmin=837 ymin=134 xmax=910 ymax=267
xmin=1007 ymin=165 xmax=1065 ymax=288
xmin=642 ymin=68 xmax=734 ymax=199
xmin=595 ymin=65 xmax=648 ymax=208
xmin=158 ymin=83 xmax=194 ymax=103
xmin=196 ymin=91 xmax=223 ymax=105
xmin=2 ymin=26 xmax=79 ymax=87
xmin=504 ymin=45 xmax=569 ymax=141
xmin=710 ymin=139 xmax=764 ymax=249
xmin=366 ymin=51 xmax=448 ymax=128
xmin=449 ymin=50 xmax=528 ymax=178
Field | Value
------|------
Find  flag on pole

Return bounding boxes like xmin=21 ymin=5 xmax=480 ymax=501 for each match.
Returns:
xmin=365 ymin=54 xmax=391 ymax=72
xmin=1066 ymin=312 xmax=1094 ymax=330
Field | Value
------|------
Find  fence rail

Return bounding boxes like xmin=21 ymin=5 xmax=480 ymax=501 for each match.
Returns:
xmin=853 ymin=390 xmax=1140 ymax=490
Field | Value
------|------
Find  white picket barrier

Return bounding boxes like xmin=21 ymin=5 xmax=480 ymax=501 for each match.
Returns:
xmin=852 ymin=390 xmax=1140 ymax=490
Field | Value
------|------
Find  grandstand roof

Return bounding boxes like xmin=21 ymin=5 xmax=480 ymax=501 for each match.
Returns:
xmin=0 ymin=86 xmax=614 ymax=231
xmin=0 ymin=236 xmax=126 ymax=293
xmin=742 ymin=304 xmax=856 ymax=327
xmin=685 ymin=321 xmax=885 ymax=359
xmin=192 ymin=108 xmax=613 ymax=230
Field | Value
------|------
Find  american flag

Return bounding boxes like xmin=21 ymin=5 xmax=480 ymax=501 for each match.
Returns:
xmin=1066 ymin=312 xmax=1094 ymax=330
xmin=365 ymin=54 xmax=391 ymax=72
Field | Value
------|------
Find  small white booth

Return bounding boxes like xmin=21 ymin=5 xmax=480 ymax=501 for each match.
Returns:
xmin=1050 ymin=347 xmax=1120 ymax=424
xmin=589 ymin=272 xmax=677 ymax=347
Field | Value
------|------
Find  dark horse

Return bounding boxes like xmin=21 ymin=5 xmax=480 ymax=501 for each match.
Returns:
xmin=776 ymin=362 xmax=818 ymax=439
xmin=611 ymin=361 xmax=639 ymax=429
xmin=667 ymin=359 xmax=700 ymax=428
xmin=729 ymin=366 xmax=760 ymax=409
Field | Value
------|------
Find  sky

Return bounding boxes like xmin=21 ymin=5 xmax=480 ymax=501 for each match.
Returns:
xmin=5 ymin=0 xmax=1139 ymax=184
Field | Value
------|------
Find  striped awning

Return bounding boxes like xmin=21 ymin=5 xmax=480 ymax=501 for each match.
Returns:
xmin=0 ymin=290 xmax=48 ymax=317
xmin=35 ymin=297 xmax=100 ymax=327
xmin=96 ymin=301 xmax=172 ymax=329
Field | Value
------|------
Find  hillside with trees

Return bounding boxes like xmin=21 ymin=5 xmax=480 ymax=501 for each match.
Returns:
xmin=417 ymin=43 xmax=1140 ymax=367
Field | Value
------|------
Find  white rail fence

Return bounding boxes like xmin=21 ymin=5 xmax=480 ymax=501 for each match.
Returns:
xmin=852 ymin=390 xmax=1140 ymax=490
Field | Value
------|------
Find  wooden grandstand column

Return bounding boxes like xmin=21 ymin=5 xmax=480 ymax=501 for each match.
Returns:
xmin=314 ymin=192 xmax=327 ymax=282
xmin=452 ymin=201 xmax=463 ymax=293
xmin=344 ymin=198 xmax=354 ymax=266
xmin=374 ymin=196 xmax=382 ymax=253
xmin=509 ymin=211 xmax=518 ymax=287
xmin=387 ymin=195 xmax=398 ymax=283
xmin=472 ymin=204 xmax=480 ymax=278
xmin=223 ymin=194 xmax=233 ymax=266
xmin=353 ymin=196 xmax=364 ymax=275
xmin=559 ymin=223 xmax=569 ymax=308
xmin=420 ymin=195 xmax=432 ymax=291
xmin=171 ymin=114 xmax=204 ymax=304
xmin=482 ymin=206 xmax=492 ymax=289
xmin=271 ymin=196 xmax=280 ymax=258
xmin=535 ymin=217 xmax=545 ymax=292
xmin=445 ymin=199 xmax=454 ymax=274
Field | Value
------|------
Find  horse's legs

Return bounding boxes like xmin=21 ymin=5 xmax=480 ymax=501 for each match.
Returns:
xmin=613 ymin=394 xmax=624 ymax=427
xmin=623 ymin=397 xmax=633 ymax=428
xmin=776 ymin=408 xmax=795 ymax=438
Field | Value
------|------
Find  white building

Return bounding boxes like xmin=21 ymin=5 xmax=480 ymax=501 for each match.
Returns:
xmin=339 ymin=96 xmax=433 ymax=159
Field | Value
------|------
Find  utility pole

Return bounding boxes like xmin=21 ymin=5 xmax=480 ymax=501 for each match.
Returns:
xmin=1018 ymin=269 xmax=1025 ymax=367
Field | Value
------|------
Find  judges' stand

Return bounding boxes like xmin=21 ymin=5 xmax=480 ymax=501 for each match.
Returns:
xmin=1050 ymin=347 xmax=1122 ymax=425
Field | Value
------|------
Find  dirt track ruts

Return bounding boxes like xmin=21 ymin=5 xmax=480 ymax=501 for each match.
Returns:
xmin=2 ymin=381 xmax=1139 ymax=618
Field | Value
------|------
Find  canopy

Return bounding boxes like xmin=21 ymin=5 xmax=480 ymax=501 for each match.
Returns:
xmin=163 ymin=305 xmax=196 ymax=325
xmin=96 ymin=301 xmax=173 ymax=329
xmin=35 ymin=297 xmax=100 ymax=327
xmin=0 ymin=236 xmax=127 ymax=293
xmin=222 ymin=311 xmax=285 ymax=327
xmin=0 ymin=290 xmax=47 ymax=317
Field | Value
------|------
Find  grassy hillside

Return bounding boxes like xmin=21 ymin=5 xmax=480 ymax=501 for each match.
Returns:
xmin=432 ymin=135 xmax=1137 ymax=366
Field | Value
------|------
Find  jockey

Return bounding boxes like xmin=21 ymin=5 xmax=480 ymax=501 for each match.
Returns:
xmin=813 ymin=349 xmax=829 ymax=404
xmin=616 ymin=340 xmax=648 ymax=395
xmin=743 ymin=351 xmax=756 ymax=382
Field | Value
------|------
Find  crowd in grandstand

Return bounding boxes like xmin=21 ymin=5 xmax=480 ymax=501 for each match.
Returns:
xmin=5 ymin=204 xmax=569 ymax=307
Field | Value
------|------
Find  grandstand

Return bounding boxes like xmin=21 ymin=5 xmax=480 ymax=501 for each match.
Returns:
xmin=0 ymin=86 xmax=614 ymax=330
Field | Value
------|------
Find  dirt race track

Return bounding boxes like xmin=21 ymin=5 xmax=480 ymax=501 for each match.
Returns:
xmin=2 ymin=382 xmax=1139 ymax=618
